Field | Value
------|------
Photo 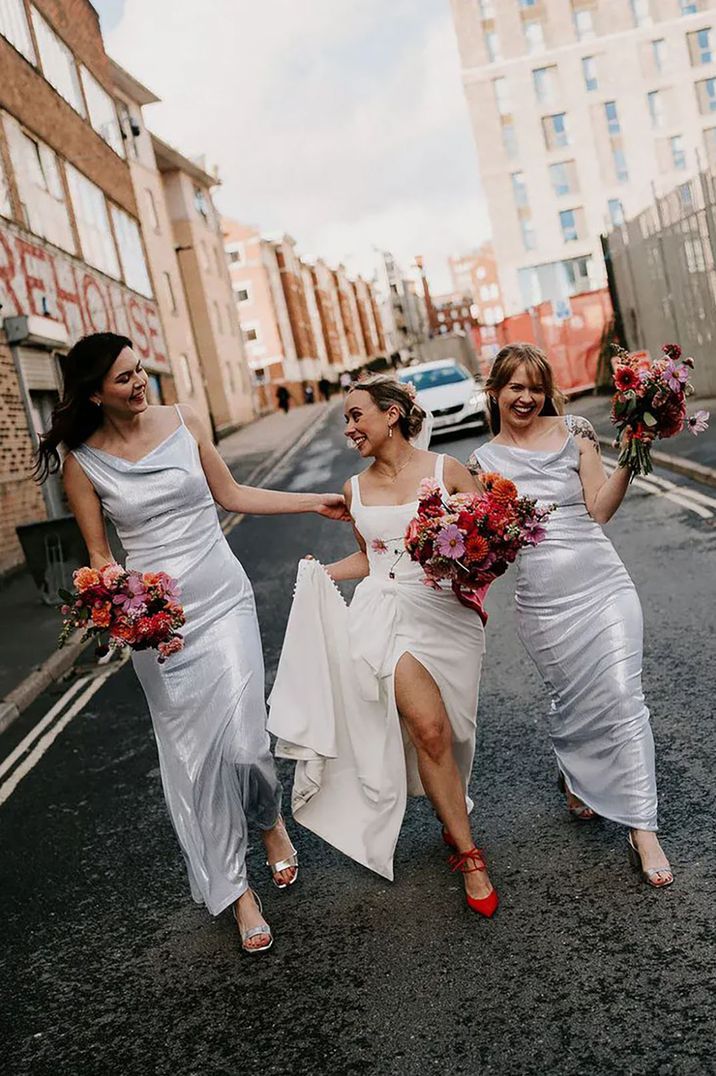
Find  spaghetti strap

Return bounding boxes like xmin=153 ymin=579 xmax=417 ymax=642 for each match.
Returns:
xmin=434 ymin=453 xmax=446 ymax=491
xmin=175 ymin=403 xmax=185 ymax=426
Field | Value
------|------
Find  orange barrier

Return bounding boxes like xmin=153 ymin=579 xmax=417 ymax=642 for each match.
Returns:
xmin=473 ymin=288 xmax=613 ymax=395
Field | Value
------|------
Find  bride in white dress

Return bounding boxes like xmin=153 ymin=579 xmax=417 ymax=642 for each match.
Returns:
xmin=270 ymin=376 xmax=497 ymax=917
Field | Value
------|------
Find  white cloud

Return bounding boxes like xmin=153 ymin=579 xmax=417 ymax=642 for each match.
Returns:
xmin=105 ymin=0 xmax=489 ymax=292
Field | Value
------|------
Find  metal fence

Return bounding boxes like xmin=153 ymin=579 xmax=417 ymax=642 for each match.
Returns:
xmin=604 ymin=169 xmax=716 ymax=397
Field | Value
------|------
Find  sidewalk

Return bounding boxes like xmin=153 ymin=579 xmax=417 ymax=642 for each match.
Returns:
xmin=0 ymin=400 xmax=333 ymax=732
xmin=567 ymin=392 xmax=716 ymax=484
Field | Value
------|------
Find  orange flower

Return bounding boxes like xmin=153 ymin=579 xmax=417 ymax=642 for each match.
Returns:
xmin=465 ymin=534 xmax=490 ymax=562
xmin=490 ymin=478 xmax=518 ymax=504
xmin=111 ymin=621 xmax=137 ymax=643
xmin=479 ymin=472 xmax=502 ymax=491
xmin=91 ymin=602 xmax=112 ymax=628
xmin=142 ymin=572 xmax=163 ymax=587
xmin=74 ymin=566 xmax=101 ymax=592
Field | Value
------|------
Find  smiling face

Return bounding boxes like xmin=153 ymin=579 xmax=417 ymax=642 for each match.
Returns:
xmin=344 ymin=388 xmax=401 ymax=457
xmin=91 ymin=346 xmax=149 ymax=415
xmin=493 ymin=362 xmax=547 ymax=432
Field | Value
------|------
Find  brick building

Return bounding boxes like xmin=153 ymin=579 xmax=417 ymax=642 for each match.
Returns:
xmin=153 ymin=136 xmax=253 ymax=436
xmin=0 ymin=0 xmax=173 ymax=573
xmin=448 ymin=243 xmax=505 ymax=326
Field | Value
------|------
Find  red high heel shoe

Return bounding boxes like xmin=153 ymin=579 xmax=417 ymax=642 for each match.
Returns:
xmin=448 ymin=846 xmax=499 ymax=918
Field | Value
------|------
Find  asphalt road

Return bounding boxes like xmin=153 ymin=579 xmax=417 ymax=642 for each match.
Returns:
xmin=2 ymin=408 xmax=715 ymax=1076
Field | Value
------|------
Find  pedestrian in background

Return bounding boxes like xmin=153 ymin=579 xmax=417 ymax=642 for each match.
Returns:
xmin=469 ymin=342 xmax=672 ymax=888
xmin=339 ymin=370 xmax=352 ymax=394
xmin=276 ymin=384 xmax=290 ymax=414
xmin=318 ymin=377 xmax=331 ymax=402
xmin=303 ymin=384 xmax=315 ymax=405
xmin=35 ymin=332 xmax=350 ymax=953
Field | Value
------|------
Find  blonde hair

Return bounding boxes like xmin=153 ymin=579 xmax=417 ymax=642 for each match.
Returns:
xmin=347 ymin=374 xmax=426 ymax=440
xmin=486 ymin=343 xmax=566 ymax=433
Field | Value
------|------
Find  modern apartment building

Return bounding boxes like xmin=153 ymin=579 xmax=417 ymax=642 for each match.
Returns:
xmin=450 ymin=0 xmax=716 ymax=314
xmin=152 ymin=136 xmax=254 ymax=435
xmin=0 ymin=0 xmax=173 ymax=571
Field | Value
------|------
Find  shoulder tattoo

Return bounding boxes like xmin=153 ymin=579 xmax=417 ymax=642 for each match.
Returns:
xmin=568 ymin=417 xmax=601 ymax=454
xmin=466 ymin=451 xmax=482 ymax=476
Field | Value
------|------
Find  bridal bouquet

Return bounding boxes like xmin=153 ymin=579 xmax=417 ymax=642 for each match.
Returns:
xmin=403 ymin=473 xmax=553 ymax=619
xmin=58 ymin=564 xmax=185 ymax=663
xmin=611 ymin=342 xmax=709 ymax=477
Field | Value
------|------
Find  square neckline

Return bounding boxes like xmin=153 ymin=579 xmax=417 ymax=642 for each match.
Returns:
xmin=353 ymin=453 xmax=446 ymax=509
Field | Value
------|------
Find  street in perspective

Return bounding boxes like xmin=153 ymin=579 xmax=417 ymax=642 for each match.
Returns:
xmin=2 ymin=1 xmax=716 ymax=1074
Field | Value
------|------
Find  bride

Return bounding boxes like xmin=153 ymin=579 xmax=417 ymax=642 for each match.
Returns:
xmin=270 ymin=375 xmax=497 ymax=917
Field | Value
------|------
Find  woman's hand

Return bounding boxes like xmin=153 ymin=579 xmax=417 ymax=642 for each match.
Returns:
xmin=314 ymin=494 xmax=352 ymax=521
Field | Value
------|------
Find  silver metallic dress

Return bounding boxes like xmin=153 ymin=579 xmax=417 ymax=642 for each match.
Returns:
xmin=72 ymin=406 xmax=282 ymax=915
xmin=471 ymin=417 xmax=658 ymax=830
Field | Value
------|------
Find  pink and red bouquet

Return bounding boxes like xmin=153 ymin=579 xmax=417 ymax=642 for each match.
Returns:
xmin=611 ymin=342 xmax=709 ymax=477
xmin=58 ymin=563 xmax=185 ymax=663
xmin=403 ymin=473 xmax=553 ymax=622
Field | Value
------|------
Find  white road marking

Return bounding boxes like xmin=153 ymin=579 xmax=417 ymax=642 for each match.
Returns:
xmin=0 ymin=659 xmax=126 ymax=807
xmin=0 ymin=674 xmax=89 ymax=781
xmin=602 ymin=455 xmax=714 ymax=519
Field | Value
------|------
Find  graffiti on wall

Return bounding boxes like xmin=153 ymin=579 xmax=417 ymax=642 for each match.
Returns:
xmin=0 ymin=220 xmax=169 ymax=371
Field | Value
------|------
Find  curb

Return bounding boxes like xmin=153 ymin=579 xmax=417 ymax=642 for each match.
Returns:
xmin=598 ymin=436 xmax=716 ymax=488
xmin=0 ymin=402 xmax=339 ymax=735
xmin=0 ymin=632 xmax=92 ymax=735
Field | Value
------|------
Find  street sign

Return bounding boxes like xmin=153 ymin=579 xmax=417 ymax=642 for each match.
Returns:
xmin=552 ymin=298 xmax=572 ymax=322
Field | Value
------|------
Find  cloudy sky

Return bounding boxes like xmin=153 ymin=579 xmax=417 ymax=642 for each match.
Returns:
xmin=96 ymin=0 xmax=490 ymax=293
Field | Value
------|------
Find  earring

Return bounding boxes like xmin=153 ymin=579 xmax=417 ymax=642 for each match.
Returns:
xmin=388 ymin=424 xmax=393 ymax=438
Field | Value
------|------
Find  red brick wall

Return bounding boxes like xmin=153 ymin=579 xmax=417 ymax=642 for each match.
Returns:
xmin=370 ymin=289 xmax=387 ymax=353
xmin=275 ymin=248 xmax=316 ymax=360
xmin=311 ymin=267 xmax=342 ymax=366
xmin=0 ymin=0 xmax=136 ymax=214
xmin=0 ymin=340 xmax=47 ymax=573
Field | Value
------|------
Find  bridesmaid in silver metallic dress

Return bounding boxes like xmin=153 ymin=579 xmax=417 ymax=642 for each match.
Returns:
xmin=468 ymin=343 xmax=673 ymax=888
xmin=36 ymin=333 xmax=349 ymax=952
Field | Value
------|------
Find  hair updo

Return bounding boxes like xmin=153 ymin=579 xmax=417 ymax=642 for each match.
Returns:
xmin=349 ymin=374 xmax=426 ymax=440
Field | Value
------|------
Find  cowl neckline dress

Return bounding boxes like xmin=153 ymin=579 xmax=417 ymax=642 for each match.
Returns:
xmin=72 ymin=406 xmax=282 ymax=915
xmin=472 ymin=417 xmax=658 ymax=830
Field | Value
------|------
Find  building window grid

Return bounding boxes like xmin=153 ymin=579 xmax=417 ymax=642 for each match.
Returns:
xmin=110 ymin=205 xmax=152 ymax=297
xmin=608 ymin=198 xmax=625 ymax=226
xmin=688 ymin=27 xmax=713 ymax=65
xmin=5 ymin=118 xmax=74 ymax=252
xmin=679 ymin=2 xmax=699 ymax=14
xmin=80 ymin=66 xmax=125 ymax=158
xmin=582 ymin=56 xmax=598 ymax=92
xmin=178 ymin=354 xmax=194 ymax=395
xmin=573 ymin=8 xmax=595 ymax=41
xmin=697 ymin=76 xmax=716 ymax=111
xmin=647 ymin=90 xmax=665 ymax=129
xmin=549 ymin=160 xmax=577 ymax=197
xmin=66 ymin=164 xmax=120 ymax=279
xmin=652 ymin=38 xmax=667 ymax=72
xmin=524 ymin=19 xmax=545 ymax=55
xmin=670 ymin=134 xmax=687 ymax=170
xmin=0 ymin=0 xmax=36 ymax=62
xmin=704 ymin=125 xmax=716 ymax=164
xmin=543 ymin=112 xmax=570 ymax=150
xmin=485 ymin=29 xmax=501 ymax=63
xmin=630 ymin=0 xmax=652 ymax=27
xmin=559 ymin=208 xmax=580 ymax=242
xmin=533 ymin=66 xmax=557 ymax=105
xmin=605 ymin=101 xmax=621 ymax=135
xmin=30 ymin=7 xmax=86 ymax=116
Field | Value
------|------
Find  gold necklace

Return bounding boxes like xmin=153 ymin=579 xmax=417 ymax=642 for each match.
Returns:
xmin=376 ymin=448 xmax=414 ymax=481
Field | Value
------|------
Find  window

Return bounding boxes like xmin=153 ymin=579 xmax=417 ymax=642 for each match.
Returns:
xmin=542 ymin=113 xmax=570 ymax=150
xmin=493 ymin=77 xmax=510 ymax=115
xmin=227 ymin=243 xmax=244 ymax=264
xmin=0 ymin=0 xmax=36 ymax=61
xmin=608 ymin=198 xmax=625 ymax=226
xmin=145 ymin=188 xmax=160 ymax=231
xmin=511 ymin=171 xmax=529 ymax=208
xmin=679 ymin=1 xmax=698 ymax=13
xmin=688 ymin=27 xmax=713 ymax=65
xmin=678 ymin=181 xmax=694 ymax=209
xmin=162 ymin=271 xmax=177 ymax=313
xmin=630 ymin=0 xmax=652 ymax=26
xmin=65 ymin=165 xmax=120 ymax=278
xmin=613 ymin=147 xmax=629 ymax=182
xmin=670 ymin=134 xmax=687 ymax=169
xmin=604 ymin=100 xmax=621 ymax=135
xmin=696 ymin=77 xmax=716 ymax=112
xmin=652 ymin=39 xmax=667 ymax=71
xmin=573 ymin=9 xmax=594 ymax=41
xmin=704 ymin=125 xmax=716 ymax=165
xmin=533 ymin=66 xmax=557 ymax=105
xmin=478 ymin=0 xmax=495 ymax=16
xmin=520 ymin=218 xmax=536 ymax=251
xmin=518 ymin=255 xmax=596 ymax=308
xmin=110 ymin=206 xmax=152 ymax=295
xmin=80 ymin=67 xmax=124 ymax=157
xmin=117 ymin=100 xmax=138 ymax=159
xmin=549 ymin=160 xmax=578 ymax=196
xmin=194 ymin=187 xmax=210 ymax=220
xmin=234 ymin=285 xmax=250 ymax=302
xmin=31 ymin=8 xmax=86 ymax=115
xmin=4 ymin=115 xmax=74 ymax=251
xmin=647 ymin=90 xmax=665 ymax=128
xmin=243 ymin=326 xmax=259 ymax=343
xmin=502 ymin=121 xmax=518 ymax=158
xmin=582 ymin=56 xmax=598 ymax=91
xmin=485 ymin=30 xmax=501 ymax=62
xmin=524 ymin=20 xmax=545 ymax=54
xmin=519 ymin=0 xmax=537 ymax=6
xmin=559 ymin=209 xmax=579 ymax=242
xmin=178 ymin=354 xmax=194 ymax=394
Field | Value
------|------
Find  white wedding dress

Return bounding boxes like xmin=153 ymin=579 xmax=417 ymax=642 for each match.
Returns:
xmin=268 ymin=454 xmax=485 ymax=879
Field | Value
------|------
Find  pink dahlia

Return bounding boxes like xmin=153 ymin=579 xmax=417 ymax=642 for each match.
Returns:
xmin=687 ymin=409 xmax=710 ymax=435
xmin=436 ymin=524 xmax=465 ymax=559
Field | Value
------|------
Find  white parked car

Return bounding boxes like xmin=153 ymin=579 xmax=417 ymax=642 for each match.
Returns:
xmin=397 ymin=359 xmax=488 ymax=438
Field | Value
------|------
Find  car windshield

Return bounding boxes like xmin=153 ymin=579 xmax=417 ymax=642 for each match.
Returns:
xmin=399 ymin=365 xmax=470 ymax=391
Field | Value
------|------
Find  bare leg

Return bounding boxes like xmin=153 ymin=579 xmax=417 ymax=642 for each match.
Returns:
xmin=394 ymin=653 xmax=493 ymax=902
xmin=234 ymin=889 xmax=271 ymax=950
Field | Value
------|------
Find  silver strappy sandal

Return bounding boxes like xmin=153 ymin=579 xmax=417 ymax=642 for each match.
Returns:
xmin=233 ymin=890 xmax=273 ymax=953
xmin=267 ymin=845 xmax=299 ymax=890
xmin=627 ymin=833 xmax=674 ymax=889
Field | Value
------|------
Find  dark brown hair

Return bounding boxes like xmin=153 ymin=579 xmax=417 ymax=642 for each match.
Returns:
xmin=35 ymin=332 xmax=132 ymax=481
xmin=347 ymin=374 xmax=426 ymax=440
xmin=486 ymin=343 xmax=566 ymax=433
